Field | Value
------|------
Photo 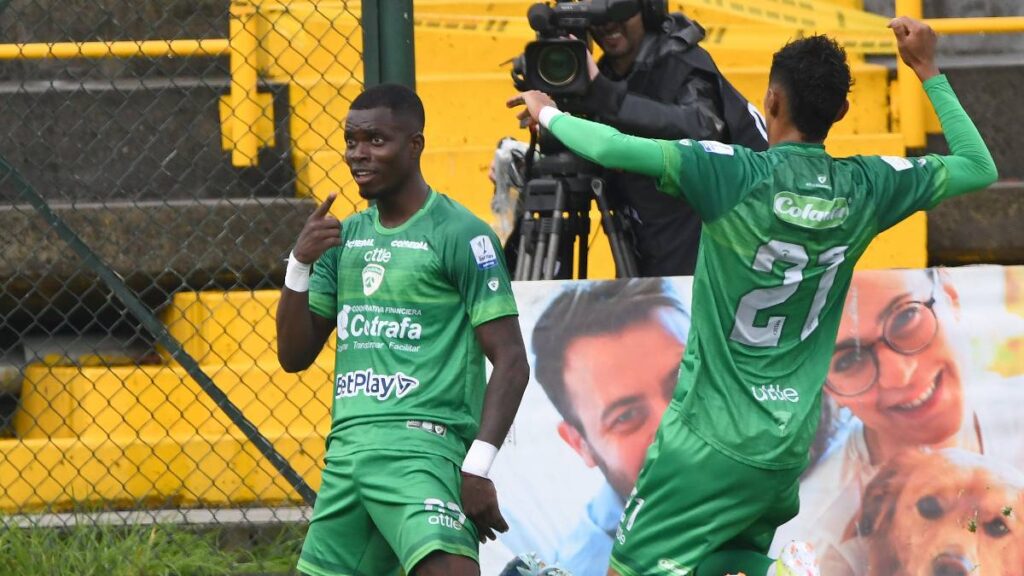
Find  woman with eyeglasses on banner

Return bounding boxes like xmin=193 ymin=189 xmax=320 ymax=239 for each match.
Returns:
xmin=770 ymin=267 xmax=1024 ymax=574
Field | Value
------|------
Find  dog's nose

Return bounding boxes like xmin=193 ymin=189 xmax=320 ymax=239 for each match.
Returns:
xmin=932 ymin=553 xmax=975 ymax=576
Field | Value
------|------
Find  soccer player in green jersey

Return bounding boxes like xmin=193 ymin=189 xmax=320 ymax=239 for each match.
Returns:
xmin=509 ymin=17 xmax=997 ymax=576
xmin=277 ymin=84 xmax=530 ymax=576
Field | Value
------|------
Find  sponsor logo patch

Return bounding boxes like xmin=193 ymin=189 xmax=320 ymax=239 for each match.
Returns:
xmin=391 ymin=239 xmax=430 ymax=251
xmin=336 ymin=305 xmax=351 ymax=340
xmin=363 ymin=248 xmax=391 ymax=263
xmin=338 ymin=310 xmax=423 ymax=342
xmin=699 ymin=140 xmax=734 ymax=156
xmin=470 ymin=235 xmax=498 ymax=270
xmin=657 ymin=559 xmax=692 ymax=576
xmin=423 ymin=499 xmax=466 ymax=530
xmin=345 ymin=238 xmax=374 ymax=248
xmin=335 ymin=369 xmax=418 ymax=400
xmin=773 ymin=191 xmax=849 ymax=229
xmin=407 ymin=420 xmax=447 ymax=437
xmin=751 ymin=384 xmax=801 ymax=403
xmin=880 ymin=155 xmax=914 ymax=171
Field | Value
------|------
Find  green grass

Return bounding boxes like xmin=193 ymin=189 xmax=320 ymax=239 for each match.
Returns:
xmin=0 ymin=521 xmax=305 ymax=576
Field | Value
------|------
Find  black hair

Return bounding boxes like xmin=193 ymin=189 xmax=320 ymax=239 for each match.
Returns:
xmin=769 ymin=35 xmax=853 ymax=141
xmin=532 ymin=278 xmax=689 ymax=429
xmin=350 ymin=83 xmax=425 ymax=132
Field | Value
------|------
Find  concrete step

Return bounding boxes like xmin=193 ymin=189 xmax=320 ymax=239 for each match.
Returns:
xmin=0 ymin=198 xmax=310 ymax=333
xmin=0 ymin=0 xmax=225 ymax=49
xmin=0 ymin=78 xmax=294 ymax=203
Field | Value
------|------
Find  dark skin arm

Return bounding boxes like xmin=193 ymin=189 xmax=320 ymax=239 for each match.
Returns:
xmin=277 ymin=194 xmax=342 ymax=373
xmin=889 ymin=16 xmax=940 ymax=82
xmin=460 ymin=315 xmax=530 ymax=543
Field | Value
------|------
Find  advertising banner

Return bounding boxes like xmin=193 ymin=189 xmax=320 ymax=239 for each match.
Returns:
xmin=481 ymin=266 xmax=1024 ymax=576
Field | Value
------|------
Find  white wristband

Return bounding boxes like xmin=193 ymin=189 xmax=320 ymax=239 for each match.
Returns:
xmin=461 ymin=440 xmax=499 ymax=478
xmin=539 ymin=106 xmax=565 ymax=129
xmin=285 ymin=251 xmax=311 ymax=292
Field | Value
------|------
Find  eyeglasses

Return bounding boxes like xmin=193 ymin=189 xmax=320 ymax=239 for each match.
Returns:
xmin=825 ymin=274 xmax=940 ymax=397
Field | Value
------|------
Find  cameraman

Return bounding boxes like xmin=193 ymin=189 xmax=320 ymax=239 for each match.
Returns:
xmin=498 ymin=0 xmax=767 ymax=277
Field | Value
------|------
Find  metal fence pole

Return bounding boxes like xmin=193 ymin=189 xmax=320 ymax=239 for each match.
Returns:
xmin=361 ymin=0 xmax=415 ymax=89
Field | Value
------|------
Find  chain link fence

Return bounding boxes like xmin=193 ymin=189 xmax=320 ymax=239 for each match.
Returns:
xmin=0 ymin=0 xmax=375 ymax=558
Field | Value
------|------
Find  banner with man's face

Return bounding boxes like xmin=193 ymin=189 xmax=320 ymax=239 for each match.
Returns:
xmin=479 ymin=266 xmax=1024 ymax=576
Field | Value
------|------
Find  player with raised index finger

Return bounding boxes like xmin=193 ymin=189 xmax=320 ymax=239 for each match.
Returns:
xmin=278 ymin=84 xmax=530 ymax=576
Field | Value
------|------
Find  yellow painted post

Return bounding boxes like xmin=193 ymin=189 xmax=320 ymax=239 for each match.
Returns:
xmin=895 ymin=0 xmax=925 ymax=148
xmin=229 ymin=1 xmax=261 ymax=167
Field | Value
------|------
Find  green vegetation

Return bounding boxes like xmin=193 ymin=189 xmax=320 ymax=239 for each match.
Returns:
xmin=0 ymin=521 xmax=304 ymax=576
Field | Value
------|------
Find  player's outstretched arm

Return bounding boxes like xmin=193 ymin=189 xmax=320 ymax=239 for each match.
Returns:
xmin=507 ymin=91 xmax=667 ymax=178
xmin=460 ymin=315 xmax=530 ymax=543
xmin=891 ymin=16 xmax=998 ymax=194
xmin=277 ymin=194 xmax=341 ymax=372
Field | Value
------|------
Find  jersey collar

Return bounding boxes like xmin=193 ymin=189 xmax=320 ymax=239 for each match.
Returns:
xmin=373 ymin=187 xmax=436 ymax=235
xmin=772 ymin=142 xmax=827 ymax=154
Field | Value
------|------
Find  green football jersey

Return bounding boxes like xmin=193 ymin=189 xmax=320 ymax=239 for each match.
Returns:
xmin=544 ymin=75 xmax=995 ymax=468
xmin=656 ymin=139 xmax=955 ymax=468
xmin=308 ymin=189 xmax=518 ymax=463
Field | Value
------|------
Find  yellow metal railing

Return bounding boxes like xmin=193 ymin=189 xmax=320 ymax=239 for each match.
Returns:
xmin=0 ymin=39 xmax=230 ymax=60
xmin=896 ymin=3 xmax=1024 ymax=148
xmin=0 ymin=2 xmax=1020 ymax=174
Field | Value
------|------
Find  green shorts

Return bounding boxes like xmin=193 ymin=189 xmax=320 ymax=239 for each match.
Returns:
xmin=297 ymin=448 xmax=478 ymax=576
xmin=609 ymin=403 xmax=803 ymax=576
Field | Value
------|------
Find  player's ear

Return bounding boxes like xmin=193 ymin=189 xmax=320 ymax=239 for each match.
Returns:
xmin=557 ymin=421 xmax=598 ymax=468
xmin=833 ymin=99 xmax=850 ymax=124
xmin=764 ymin=87 xmax=777 ymax=120
xmin=409 ymin=131 xmax=425 ymax=158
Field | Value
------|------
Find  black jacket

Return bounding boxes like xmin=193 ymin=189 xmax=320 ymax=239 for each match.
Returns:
xmin=576 ymin=14 xmax=768 ymax=277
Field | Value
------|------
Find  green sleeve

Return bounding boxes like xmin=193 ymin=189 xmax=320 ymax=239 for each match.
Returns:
xmin=658 ymin=139 xmax=763 ymax=221
xmin=925 ymin=74 xmax=998 ymax=197
xmin=871 ymin=75 xmax=998 ymax=231
xmin=546 ymin=113 xmax=667 ymax=178
xmin=440 ymin=219 xmax=518 ymax=328
xmin=308 ymin=244 xmax=340 ymax=320
xmin=547 ymin=113 xmax=762 ymax=221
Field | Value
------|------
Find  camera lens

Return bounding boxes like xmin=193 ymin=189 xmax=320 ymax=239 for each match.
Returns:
xmin=536 ymin=45 xmax=579 ymax=87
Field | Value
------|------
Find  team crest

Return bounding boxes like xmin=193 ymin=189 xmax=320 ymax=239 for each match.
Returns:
xmin=362 ymin=263 xmax=385 ymax=296
xmin=488 ymin=278 xmax=500 ymax=292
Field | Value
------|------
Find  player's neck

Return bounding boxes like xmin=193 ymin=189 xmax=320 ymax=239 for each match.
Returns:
xmin=376 ymin=174 xmax=429 ymax=228
xmin=767 ymin=119 xmax=822 ymax=147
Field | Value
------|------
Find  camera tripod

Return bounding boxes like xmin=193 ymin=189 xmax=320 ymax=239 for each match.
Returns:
xmin=512 ymin=149 xmax=639 ymax=280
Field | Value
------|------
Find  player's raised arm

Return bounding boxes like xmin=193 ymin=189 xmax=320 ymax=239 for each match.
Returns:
xmin=507 ymin=91 xmax=667 ymax=178
xmin=891 ymin=16 xmax=997 ymax=196
xmin=277 ymin=194 xmax=341 ymax=372
xmin=507 ymin=91 xmax=758 ymax=221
